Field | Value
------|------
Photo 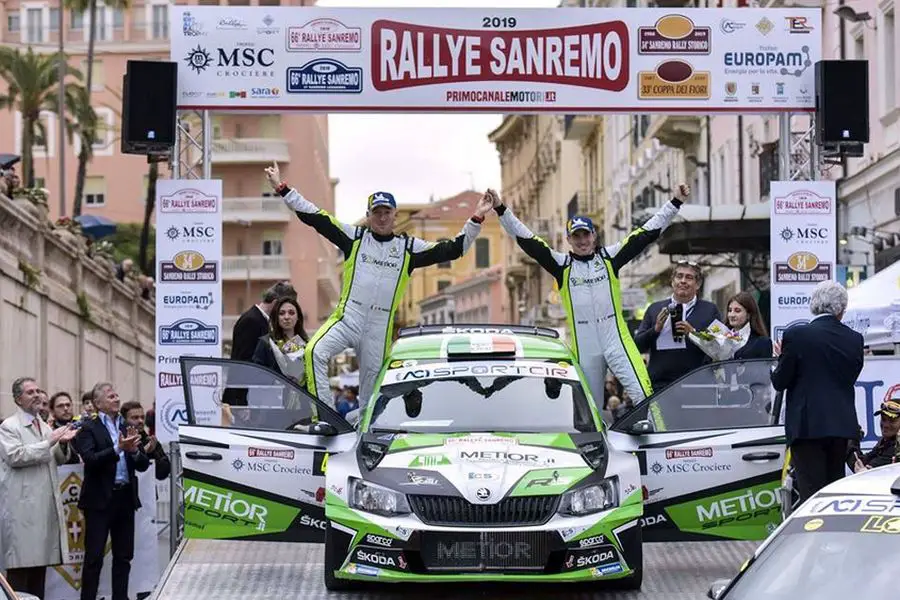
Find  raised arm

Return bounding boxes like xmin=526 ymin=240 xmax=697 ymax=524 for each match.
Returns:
xmin=491 ymin=191 xmax=568 ymax=284
xmin=408 ymin=193 xmax=493 ymax=269
xmin=605 ymin=184 xmax=689 ymax=275
xmin=266 ymin=162 xmax=357 ymax=257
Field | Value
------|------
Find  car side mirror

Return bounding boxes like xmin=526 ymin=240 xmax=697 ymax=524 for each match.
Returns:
xmin=310 ymin=421 xmax=338 ymax=436
xmin=628 ymin=419 xmax=653 ymax=434
xmin=707 ymin=579 xmax=731 ymax=599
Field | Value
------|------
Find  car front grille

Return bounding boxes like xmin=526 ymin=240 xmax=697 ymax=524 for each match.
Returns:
xmin=409 ymin=494 xmax=559 ymax=527
xmin=419 ymin=530 xmax=557 ymax=572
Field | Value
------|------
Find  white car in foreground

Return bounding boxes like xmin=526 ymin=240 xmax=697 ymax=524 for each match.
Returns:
xmin=708 ymin=462 xmax=900 ymax=599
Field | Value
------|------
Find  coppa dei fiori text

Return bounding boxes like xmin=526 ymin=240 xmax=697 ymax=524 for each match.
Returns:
xmin=373 ymin=21 xmax=629 ymax=89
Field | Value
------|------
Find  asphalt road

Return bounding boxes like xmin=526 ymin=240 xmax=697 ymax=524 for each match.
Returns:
xmin=149 ymin=539 xmax=758 ymax=600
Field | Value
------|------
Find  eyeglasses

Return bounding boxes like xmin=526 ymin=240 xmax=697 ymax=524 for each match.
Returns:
xmin=675 ymin=260 xmax=700 ymax=267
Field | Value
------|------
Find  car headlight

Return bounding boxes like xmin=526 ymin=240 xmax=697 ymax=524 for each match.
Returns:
xmin=348 ymin=477 xmax=411 ymax=517
xmin=558 ymin=476 xmax=618 ymax=516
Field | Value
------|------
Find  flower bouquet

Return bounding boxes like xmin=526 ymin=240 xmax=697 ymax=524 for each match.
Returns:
xmin=688 ymin=319 xmax=748 ymax=361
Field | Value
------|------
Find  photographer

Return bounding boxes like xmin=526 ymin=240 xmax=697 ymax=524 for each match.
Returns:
xmin=634 ymin=261 xmax=721 ymax=392
xmin=120 ymin=401 xmax=170 ymax=480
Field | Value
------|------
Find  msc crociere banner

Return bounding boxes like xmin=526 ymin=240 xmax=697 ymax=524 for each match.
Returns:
xmin=155 ymin=180 xmax=223 ymax=444
xmin=170 ymin=6 xmax=821 ymax=112
xmin=769 ymin=181 xmax=837 ymax=343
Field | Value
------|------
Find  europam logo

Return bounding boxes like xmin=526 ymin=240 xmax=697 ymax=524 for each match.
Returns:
xmin=155 ymin=179 xmax=223 ymax=445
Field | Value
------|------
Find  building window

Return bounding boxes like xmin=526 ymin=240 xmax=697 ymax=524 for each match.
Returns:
xmin=70 ymin=10 xmax=83 ymax=30
xmin=475 ymin=238 xmax=490 ymax=268
xmin=437 ymin=280 xmax=451 ymax=292
xmin=884 ymin=9 xmax=897 ymax=112
xmin=85 ymin=176 xmax=106 ymax=207
xmin=113 ymin=8 xmax=124 ymax=29
xmin=259 ymin=0 xmax=281 ymax=5
xmin=8 ymin=13 xmax=20 ymax=32
xmin=151 ymin=4 xmax=168 ymax=39
xmin=25 ymin=8 xmax=43 ymax=43
xmin=49 ymin=8 xmax=59 ymax=31
xmin=437 ymin=238 xmax=451 ymax=268
xmin=81 ymin=59 xmax=104 ymax=91
xmin=94 ymin=5 xmax=108 ymax=41
xmin=262 ymin=239 xmax=283 ymax=255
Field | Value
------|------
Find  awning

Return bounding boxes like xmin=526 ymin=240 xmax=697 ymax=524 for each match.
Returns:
xmin=657 ymin=203 xmax=770 ymax=255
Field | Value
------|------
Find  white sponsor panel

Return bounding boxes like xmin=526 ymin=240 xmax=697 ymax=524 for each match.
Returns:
xmin=769 ymin=181 xmax=837 ymax=343
xmin=386 ymin=360 xmax=580 ymax=383
xmin=155 ymin=179 xmax=223 ymax=443
xmin=171 ymin=6 xmax=821 ymax=112
xmin=43 ymin=465 xmax=158 ymax=600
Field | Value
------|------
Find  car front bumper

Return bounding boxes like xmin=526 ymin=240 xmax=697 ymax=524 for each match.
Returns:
xmin=325 ymin=492 xmax=642 ymax=582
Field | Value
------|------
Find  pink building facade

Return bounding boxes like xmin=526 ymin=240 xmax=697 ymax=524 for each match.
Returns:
xmin=419 ymin=264 xmax=509 ymax=326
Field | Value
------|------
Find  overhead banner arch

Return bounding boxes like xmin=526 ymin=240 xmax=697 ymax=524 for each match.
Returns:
xmin=171 ymin=6 xmax=821 ymax=114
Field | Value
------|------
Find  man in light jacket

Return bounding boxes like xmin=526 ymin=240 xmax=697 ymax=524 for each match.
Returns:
xmin=0 ymin=376 xmax=75 ymax=598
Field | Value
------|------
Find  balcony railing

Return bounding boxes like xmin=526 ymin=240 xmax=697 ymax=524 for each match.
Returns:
xmin=223 ymin=196 xmax=292 ymax=223
xmin=211 ymin=138 xmax=290 ymax=164
xmin=222 ymin=255 xmax=291 ymax=281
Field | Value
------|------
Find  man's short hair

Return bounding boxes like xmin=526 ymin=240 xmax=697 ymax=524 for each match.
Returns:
xmin=11 ymin=377 xmax=35 ymax=401
xmin=49 ymin=391 xmax=72 ymax=411
xmin=119 ymin=400 xmax=143 ymax=419
xmin=262 ymin=281 xmax=297 ymax=303
xmin=672 ymin=260 xmax=703 ymax=282
xmin=809 ymin=280 xmax=849 ymax=317
xmin=91 ymin=382 xmax=113 ymax=403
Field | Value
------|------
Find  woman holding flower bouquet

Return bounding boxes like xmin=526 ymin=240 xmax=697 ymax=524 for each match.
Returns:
xmin=252 ymin=297 xmax=310 ymax=386
xmin=688 ymin=292 xmax=772 ymax=362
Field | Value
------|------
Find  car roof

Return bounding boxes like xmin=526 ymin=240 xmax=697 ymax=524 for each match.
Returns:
xmin=810 ymin=462 xmax=900 ymax=497
xmin=388 ymin=328 xmax=574 ymax=362
xmin=789 ymin=463 xmax=900 ymax=520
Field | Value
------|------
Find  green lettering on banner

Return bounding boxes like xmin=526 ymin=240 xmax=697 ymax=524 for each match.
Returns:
xmin=183 ymin=478 xmax=300 ymax=538
xmin=510 ymin=467 xmax=592 ymax=497
xmin=664 ymin=481 xmax=783 ymax=541
xmin=409 ymin=454 xmax=451 ymax=467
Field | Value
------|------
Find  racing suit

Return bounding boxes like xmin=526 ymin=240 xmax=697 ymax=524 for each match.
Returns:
xmin=279 ymin=186 xmax=483 ymax=406
xmin=494 ymin=199 xmax=682 ymax=407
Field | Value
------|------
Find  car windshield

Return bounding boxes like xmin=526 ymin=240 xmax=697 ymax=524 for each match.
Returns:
xmin=723 ymin=519 xmax=899 ymax=599
xmin=368 ymin=360 xmax=595 ymax=434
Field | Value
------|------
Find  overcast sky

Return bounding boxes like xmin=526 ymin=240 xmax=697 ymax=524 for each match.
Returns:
xmin=316 ymin=0 xmax=559 ymax=221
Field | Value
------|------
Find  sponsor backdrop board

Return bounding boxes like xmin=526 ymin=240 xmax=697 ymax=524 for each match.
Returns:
xmin=43 ymin=465 xmax=158 ymax=600
xmin=171 ymin=7 xmax=821 ymax=112
xmin=155 ymin=180 xmax=223 ymax=444
xmin=769 ymin=181 xmax=837 ymax=343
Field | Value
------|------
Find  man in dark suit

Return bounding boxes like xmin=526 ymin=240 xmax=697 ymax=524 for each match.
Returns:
xmin=73 ymin=382 xmax=150 ymax=600
xmin=225 ymin=281 xmax=297 ymax=406
xmin=771 ymin=280 xmax=865 ymax=503
xmin=634 ymin=261 xmax=722 ymax=392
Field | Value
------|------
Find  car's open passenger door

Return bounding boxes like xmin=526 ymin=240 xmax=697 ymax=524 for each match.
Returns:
xmin=608 ymin=358 xmax=785 ymax=543
xmin=177 ymin=357 xmax=356 ymax=543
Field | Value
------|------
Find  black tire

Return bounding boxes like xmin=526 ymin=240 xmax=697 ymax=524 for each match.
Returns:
xmin=324 ymin=521 xmax=357 ymax=591
xmin=609 ymin=522 xmax=643 ymax=590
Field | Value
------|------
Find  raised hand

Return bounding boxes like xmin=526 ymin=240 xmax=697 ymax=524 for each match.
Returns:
xmin=676 ymin=183 xmax=691 ymax=202
xmin=475 ymin=193 xmax=494 ymax=218
xmin=264 ymin=161 xmax=281 ymax=191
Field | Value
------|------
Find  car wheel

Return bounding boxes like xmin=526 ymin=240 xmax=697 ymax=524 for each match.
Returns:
xmin=324 ymin=521 xmax=357 ymax=591
xmin=609 ymin=522 xmax=643 ymax=590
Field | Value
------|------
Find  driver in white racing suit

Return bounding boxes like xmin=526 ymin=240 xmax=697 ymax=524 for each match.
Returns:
xmin=489 ymin=185 xmax=689 ymax=408
xmin=265 ymin=163 xmax=493 ymax=408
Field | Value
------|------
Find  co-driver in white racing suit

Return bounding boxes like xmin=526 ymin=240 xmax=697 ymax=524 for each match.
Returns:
xmin=489 ymin=185 xmax=689 ymax=408
xmin=266 ymin=163 xmax=493 ymax=409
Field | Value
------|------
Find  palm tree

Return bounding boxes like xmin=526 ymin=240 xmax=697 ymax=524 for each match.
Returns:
xmin=67 ymin=0 xmax=131 ymax=217
xmin=0 ymin=47 xmax=86 ymax=189
xmin=139 ymin=160 xmax=159 ymax=274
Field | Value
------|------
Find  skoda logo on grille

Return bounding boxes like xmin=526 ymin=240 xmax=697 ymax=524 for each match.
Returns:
xmin=475 ymin=487 xmax=491 ymax=501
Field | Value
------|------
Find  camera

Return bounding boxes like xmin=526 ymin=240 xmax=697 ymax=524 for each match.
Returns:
xmin=668 ymin=302 xmax=684 ymax=342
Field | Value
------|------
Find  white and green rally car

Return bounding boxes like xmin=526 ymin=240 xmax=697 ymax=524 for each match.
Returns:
xmin=174 ymin=324 xmax=792 ymax=590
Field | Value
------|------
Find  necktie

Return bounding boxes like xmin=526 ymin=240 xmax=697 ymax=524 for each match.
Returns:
xmin=33 ymin=419 xmax=42 ymax=437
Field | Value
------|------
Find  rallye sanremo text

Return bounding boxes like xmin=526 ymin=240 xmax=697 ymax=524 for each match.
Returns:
xmin=322 ymin=326 xmax=645 ymax=589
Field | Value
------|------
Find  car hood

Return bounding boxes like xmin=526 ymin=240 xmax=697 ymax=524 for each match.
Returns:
xmin=371 ymin=432 xmax=595 ymax=502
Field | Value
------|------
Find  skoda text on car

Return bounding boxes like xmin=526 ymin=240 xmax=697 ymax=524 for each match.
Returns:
xmin=707 ymin=463 xmax=900 ymax=599
xmin=175 ymin=324 xmax=799 ymax=591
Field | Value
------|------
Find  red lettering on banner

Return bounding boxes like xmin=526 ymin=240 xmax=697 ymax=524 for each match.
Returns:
xmin=371 ymin=20 xmax=629 ymax=91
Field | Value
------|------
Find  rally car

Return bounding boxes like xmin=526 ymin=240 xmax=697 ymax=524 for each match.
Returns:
xmin=706 ymin=463 xmax=900 ymax=599
xmin=174 ymin=324 xmax=793 ymax=591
